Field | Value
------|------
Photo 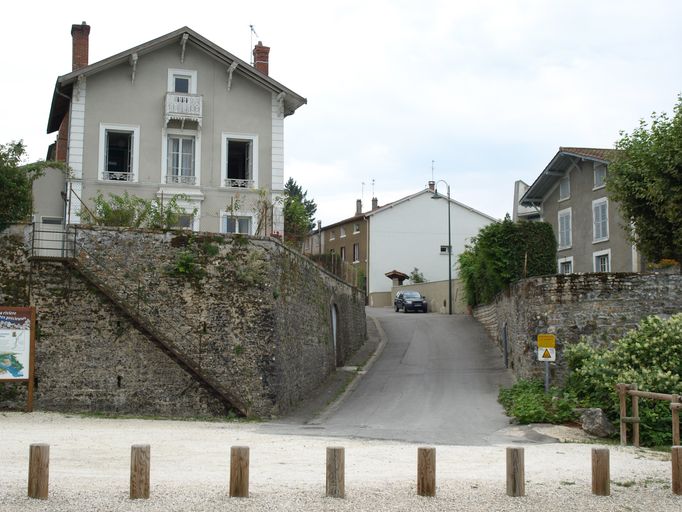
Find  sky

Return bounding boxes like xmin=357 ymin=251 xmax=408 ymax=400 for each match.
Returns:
xmin=2 ymin=0 xmax=681 ymax=225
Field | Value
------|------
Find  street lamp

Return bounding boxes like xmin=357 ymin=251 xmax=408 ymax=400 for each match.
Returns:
xmin=431 ymin=180 xmax=452 ymax=315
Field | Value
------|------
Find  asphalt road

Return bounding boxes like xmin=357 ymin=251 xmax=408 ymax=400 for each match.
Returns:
xmin=264 ymin=308 xmax=521 ymax=445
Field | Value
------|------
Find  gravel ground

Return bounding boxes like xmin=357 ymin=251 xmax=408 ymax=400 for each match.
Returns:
xmin=0 ymin=412 xmax=679 ymax=511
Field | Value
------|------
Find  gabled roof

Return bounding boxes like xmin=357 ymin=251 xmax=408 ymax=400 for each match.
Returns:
xmin=520 ymin=147 xmax=619 ymax=206
xmin=47 ymin=26 xmax=307 ymax=133
xmin=365 ymin=188 xmax=499 ymax=222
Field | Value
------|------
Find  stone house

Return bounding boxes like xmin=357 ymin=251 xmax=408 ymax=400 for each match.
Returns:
xmin=518 ymin=147 xmax=643 ymax=273
xmin=40 ymin=23 xmax=306 ymax=235
xmin=309 ymin=184 xmax=497 ymax=308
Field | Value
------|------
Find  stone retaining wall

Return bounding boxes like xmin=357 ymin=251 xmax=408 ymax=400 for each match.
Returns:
xmin=473 ymin=273 xmax=682 ymax=382
xmin=0 ymin=225 xmax=366 ymax=418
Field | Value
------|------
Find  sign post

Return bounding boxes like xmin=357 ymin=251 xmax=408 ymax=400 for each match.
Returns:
xmin=0 ymin=307 xmax=36 ymax=411
xmin=537 ymin=334 xmax=556 ymax=393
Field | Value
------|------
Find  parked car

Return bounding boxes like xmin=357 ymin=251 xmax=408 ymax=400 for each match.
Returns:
xmin=394 ymin=291 xmax=428 ymax=313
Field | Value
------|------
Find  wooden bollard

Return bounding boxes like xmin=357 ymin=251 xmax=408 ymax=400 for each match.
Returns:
xmin=326 ymin=447 xmax=345 ymax=498
xmin=130 ymin=444 xmax=150 ymax=499
xmin=230 ymin=446 xmax=250 ymax=498
xmin=506 ymin=447 xmax=525 ymax=497
xmin=28 ymin=443 xmax=49 ymax=499
xmin=417 ymin=447 xmax=436 ymax=497
xmin=673 ymin=446 xmax=682 ymax=495
xmin=591 ymin=448 xmax=610 ymax=496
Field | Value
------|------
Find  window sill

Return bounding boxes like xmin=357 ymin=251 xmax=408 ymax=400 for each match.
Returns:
xmin=592 ymin=185 xmax=606 ymax=191
xmin=558 ymin=196 xmax=571 ymax=203
xmin=558 ymin=246 xmax=572 ymax=252
xmin=592 ymin=237 xmax=609 ymax=244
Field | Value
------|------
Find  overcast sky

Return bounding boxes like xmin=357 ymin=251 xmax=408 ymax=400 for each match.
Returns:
xmin=3 ymin=1 xmax=681 ymax=225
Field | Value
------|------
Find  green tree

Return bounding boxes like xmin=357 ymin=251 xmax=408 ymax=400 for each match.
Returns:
xmin=607 ymin=95 xmax=682 ymax=268
xmin=0 ymin=141 xmax=67 ymax=231
xmin=283 ymin=177 xmax=317 ymax=246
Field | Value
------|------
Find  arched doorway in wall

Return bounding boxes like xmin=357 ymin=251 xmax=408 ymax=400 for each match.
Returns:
xmin=331 ymin=303 xmax=340 ymax=367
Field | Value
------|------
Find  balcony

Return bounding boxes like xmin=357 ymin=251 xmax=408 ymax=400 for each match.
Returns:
xmin=224 ymin=178 xmax=255 ymax=188
xmin=165 ymin=93 xmax=202 ymax=127
xmin=165 ymin=175 xmax=197 ymax=185
xmin=102 ymin=171 xmax=134 ymax=182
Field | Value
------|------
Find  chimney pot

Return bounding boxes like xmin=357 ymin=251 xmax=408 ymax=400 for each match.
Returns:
xmin=355 ymin=199 xmax=363 ymax=216
xmin=371 ymin=197 xmax=379 ymax=211
xmin=71 ymin=22 xmax=91 ymax=71
xmin=253 ymin=41 xmax=270 ymax=76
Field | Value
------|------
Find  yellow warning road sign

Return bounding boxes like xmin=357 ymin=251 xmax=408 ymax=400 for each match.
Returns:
xmin=538 ymin=347 xmax=556 ymax=361
xmin=537 ymin=334 xmax=556 ymax=349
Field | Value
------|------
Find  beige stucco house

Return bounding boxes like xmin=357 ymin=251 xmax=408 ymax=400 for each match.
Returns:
xmin=519 ymin=147 xmax=643 ymax=273
xmin=41 ymin=23 xmax=306 ymax=235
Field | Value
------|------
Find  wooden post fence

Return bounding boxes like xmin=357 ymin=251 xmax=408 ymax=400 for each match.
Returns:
xmin=28 ymin=443 xmax=49 ymax=500
xmin=617 ymin=383 xmax=681 ymax=447
xmin=506 ymin=447 xmax=525 ymax=497
xmin=673 ymin=446 xmax=682 ymax=496
xmin=230 ymin=446 xmax=250 ymax=498
xmin=130 ymin=444 xmax=150 ymax=499
xmin=326 ymin=447 xmax=345 ymax=498
xmin=591 ymin=448 xmax=610 ymax=496
xmin=417 ymin=447 xmax=436 ymax=497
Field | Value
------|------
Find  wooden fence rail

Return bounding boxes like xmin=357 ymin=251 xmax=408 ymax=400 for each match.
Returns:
xmin=617 ymin=383 xmax=682 ymax=447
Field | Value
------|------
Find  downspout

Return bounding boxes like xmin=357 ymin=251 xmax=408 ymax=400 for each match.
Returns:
xmin=365 ymin=214 xmax=370 ymax=304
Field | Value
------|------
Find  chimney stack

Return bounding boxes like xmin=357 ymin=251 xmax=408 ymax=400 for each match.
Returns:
xmin=428 ymin=180 xmax=436 ymax=192
xmin=71 ymin=21 xmax=90 ymax=71
xmin=355 ymin=199 xmax=363 ymax=216
xmin=371 ymin=197 xmax=379 ymax=211
xmin=253 ymin=41 xmax=270 ymax=75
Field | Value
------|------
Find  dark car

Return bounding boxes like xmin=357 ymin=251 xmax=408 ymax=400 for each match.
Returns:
xmin=394 ymin=291 xmax=428 ymax=313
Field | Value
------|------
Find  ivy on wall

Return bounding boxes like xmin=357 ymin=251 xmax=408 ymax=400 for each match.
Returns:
xmin=459 ymin=216 xmax=556 ymax=306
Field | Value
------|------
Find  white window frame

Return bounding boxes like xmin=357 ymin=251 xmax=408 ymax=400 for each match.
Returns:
xmin=557 ymin=207 xmax=572 ymax=250
xmin=340 ymin=227 xmax=346 ymax=238
xmin=167 ymin=69 xmax=197 ymax=94
xmin=329 ymin=231 xmax=336 ymax=241
xmin=340 ymin=246 xmax=346 ymax=261
xmin=98 ymin=123 xmax=140 ymax=182
xmin=558 ymin=176 xmax=570 ymax=201
xmin=161 ymin=128 xmax=201 ymax=186
xmin=158 ymin=193 xmax=201 ymax=231
xmin=592 ymin=197 xmax=609 ymax=243
xmin=557 ymin=256 xmax=574 ymax=274
xmin=353 ymin=223 xmax=360 ymax=234
xmin=352 ymin=242 xmax=360 ymax=263
xmin=593 ymin=163 xmax=607 ymax=190
xmin=219 ymin=209 xmax=254 ymax=235
xmin=593 ymin=248 xmax=611 ymax=273
xmin=220 ymin=132 xmax=259 ymax=189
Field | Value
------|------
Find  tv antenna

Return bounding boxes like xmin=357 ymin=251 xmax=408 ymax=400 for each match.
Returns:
xmin=361 ymin=181 xmax=365 ymax=202
xmin=371 ymin=178 xmax=375 ymax=197
xmin=249 ymin=25 xmax=259 ymax=64
xmin=431 ymin=160 xmax=435 ymax=181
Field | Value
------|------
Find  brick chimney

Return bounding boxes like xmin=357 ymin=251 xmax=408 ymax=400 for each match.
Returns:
xmin=253 ymin=41 xmax=270 ymax=75
xmin=355 ymin=199 xmax=363 ymax=216
xmin=71 ymin=21 xmax=90 ymax=70
xmin=371 ymin=197 xmax=379 ymax=211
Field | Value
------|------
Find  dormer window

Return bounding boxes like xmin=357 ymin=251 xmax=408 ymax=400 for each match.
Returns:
xmin=168 ymin=69 xmax=197 ymax=94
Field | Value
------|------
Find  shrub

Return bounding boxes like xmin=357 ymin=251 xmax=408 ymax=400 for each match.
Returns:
xmin=565 ymin=313 xmax=682 ymax=446
xmin=498 ymin=379 xmax=577 ymax=424
xmin=458 ymin=216 xmax=556 ymax=306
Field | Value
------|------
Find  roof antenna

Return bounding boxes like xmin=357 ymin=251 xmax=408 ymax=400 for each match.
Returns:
xmin=249 ymin=25 xmax=259 ymax=64
xmin=371 ymin=178 xmax=375 ymax=197
xmin=432 ymin=160 xmax=436 ymax=181
xmin=361 ymin=181 xmax=365 ymax=202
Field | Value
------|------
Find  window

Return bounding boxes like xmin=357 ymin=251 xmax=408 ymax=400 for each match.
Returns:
xmin=330 ymin=231 xmax=336 ymax=241
xmin=175 ymin=214 xmax=194 ymax=230
xmin=440 ymin=245 xmax=451 ymax=254
xmin=593 ymin=198 xmax=609 ymax=242
xmin=223 ymin=216 xmax=251 ymax=234
xmin=594 ymin=164 xmax=607 ymax=189
xmin=340 ymin=227 xmax=346 ymax=238
xmin=340 ymin=246 xmax=346 ymax=261
xmin=558 ymin=208 xmax=572 ymax=249
xmin=98 ymin=123 xmax=140 ymax=182
xmin=558 ymin=256 xmax=573 ymax=274
xmin=167 ymin=136 xmax=196 ymax=184
xmin=593 ymin=249 xmax=611 ymax=272
xmin=167 ymin=69 xmax=197 ymax=94
xmin=559 ymin=176 xmax=570 ymax=200
xmin=353 ymin=223 xmax=360 ymax=234
xmin=353 ymin=243 xmax=360 ymax=262
xmin=221 ymin=133 xmax=258 ymax=188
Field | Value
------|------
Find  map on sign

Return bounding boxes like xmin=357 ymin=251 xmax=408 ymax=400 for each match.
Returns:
xmin=0 ymin=311 xmax=31 ymax=380
xmin=537 ymin=334 xmax=556 ymax=362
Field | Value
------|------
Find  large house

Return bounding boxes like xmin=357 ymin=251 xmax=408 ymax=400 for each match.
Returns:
xmin=308 ymin=183 xmax=497 ymax=307
xmin=40 ymin=23 xmax=306 ymax=235
xmin=518 ymin=147 xmax=642 ymax=273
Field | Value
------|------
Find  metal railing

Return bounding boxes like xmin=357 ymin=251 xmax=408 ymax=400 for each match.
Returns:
xmin=29 ymin=224 xmax=75 ymax=259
